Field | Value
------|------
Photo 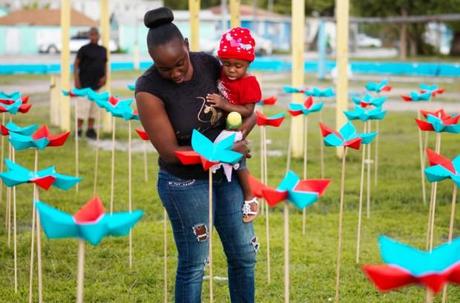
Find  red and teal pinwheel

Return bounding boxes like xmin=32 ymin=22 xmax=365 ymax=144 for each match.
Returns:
xmin=1 ymin=121 xmax=38 ymax=136
xmin=288 ymin=96 xmax=324 ymax=117
xmin=0 ymin=159 xmax=80 ymax=190
xmin=319 ymin=121 xmax=376 ymax=150
xmin=175 ymin=129 xmax=243 ymax=170
xmin=415 ymin=109 xmax=460 ymax=134
xmin=401 ymin=90 xmax=432 ymax=102
xmin=305 ymin=87 xmax=335 ymax=98
xmin=0 ymin=91 xmax=21 ymax=100
xmin=365 ymin=80 xmax=392 ymax=93
xmin=420 ymin=84 xmax=445 ymax=97
xmin=103 ymin=97 xmax=139 ymax=121
xmin=63 ymin=88 xmax=110 ymax=107
xmin=283 ymin=86 xmax=306 ymax=94
xmin=0 ymin=97 xmax=31 ymax=114
xmin=8 ymin=125 xmax=70 ymax=151
xmin=256 ymin=111 xmax=285 ymax=127
xmin=135 ymin=128 xmax=149 ymax=140
xmin=344 ymin=105 xmax=387 ymax=122
xmin=363 ymin=236 xmax=460 ymax=293
xmin=257 ymin=96 xmax=277 ymax=106
xmin=248 ymin=171 xmax=330 ymax=209
xmin=36 ymin=197 xmax=143 ymax=246
xmin=352 ymin=93 xmax=386 ymax=108
xmin=424 ymin=149 xmax=460 ymax=188
xmin=62 ymin=88 xmax=92 ymax=98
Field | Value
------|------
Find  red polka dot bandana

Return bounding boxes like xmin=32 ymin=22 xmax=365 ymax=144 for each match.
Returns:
xmin=217 ymin=27 xmax=256 ymax=62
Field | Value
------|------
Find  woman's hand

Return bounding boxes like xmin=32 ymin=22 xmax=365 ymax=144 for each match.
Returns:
xmin=233 ymin=139 xmax=252 ymax=158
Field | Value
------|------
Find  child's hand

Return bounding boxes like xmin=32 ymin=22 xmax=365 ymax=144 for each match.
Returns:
xmin=206 ymin=93 xmax=228 ymax=110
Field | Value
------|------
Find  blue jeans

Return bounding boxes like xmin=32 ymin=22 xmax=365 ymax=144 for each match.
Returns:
xmin=157 ymin=170 xmax=257 ymax=303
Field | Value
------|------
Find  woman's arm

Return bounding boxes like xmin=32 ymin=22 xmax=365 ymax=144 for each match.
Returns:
xmin=136 ymin=92 xmax=192 ymax=164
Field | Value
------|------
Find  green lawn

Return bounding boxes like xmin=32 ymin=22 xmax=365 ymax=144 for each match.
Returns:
xmin=0 ymin=92 xmax=459 ymax=302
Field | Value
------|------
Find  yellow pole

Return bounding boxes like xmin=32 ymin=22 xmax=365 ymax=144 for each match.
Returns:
xmin=60 ymin=0 xmax=71 ymax=131
xmin=230 ymin=0 xmax=240 ymax=27
xmin=189 ymin=0 xmax=200 ymax=51
xmin=335 ymin=0 xmax=350 ymax=158
xmin=100 ymin=0 xmax=112 ymax=132
xmin=290 ymin=0 xmax=305 ymax=158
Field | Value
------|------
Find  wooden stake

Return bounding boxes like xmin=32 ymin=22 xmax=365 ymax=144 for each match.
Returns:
xmin=374 ymin=120 xmax=379 ymax=186
xmin=93 ymin=108 xmax=102 ymax=195
xmin=110 ymin=117 xmax=116 ymax=213
xmin=284 ymin=201 xmax=290 ymax=303
xmin=366 ymin=122 xmax=372 ymax=219
xmin=417 ymin=111 xmax=427 ymax=205
xmin=319 ymin=110 xmax=325 ymax=178
xmin=35 ymin=151 xmax=43 ymax=303
xmin=335 ymin=147 xmax=348 ymax=303
xmin=28 ymin=152 xmax=38 ymax=303
xmin=128 ymin=120 xmax=133 ymax=268
xmin=302 ymin=116 xmax=308 ymax=235
xmin=0 ymin=113 xmax=5 ymax=212
xmin=260 ymin=124 xmax=265 ymax=216
xmin=12 ymin=148 xmax=17 ymax=292
xmin=263 ymin=126 xmax=271 ymax=283
xmin=356 ymin=123 xmax=367 ymax=263
xmin=426 ymin=289 xmax=434 ymax=303
xmin=6 ymin=141 xmax=11 ymax=246
xmin=163 ymin=208 xmax=168 ymax=303
xmin=442 ymin=185 xmax=458 ymax=303
xmin=76 ymin=240 xmax=85 ymax=303
xmin=428 ymin=133 xmax=441 ymax=252
xmin=143 ymin=140 xmax=148 ymax=182
xmin=208 ymin=169 xmax=213 ymax=303
xmin=74 ymin=99 xmax=79 ymax=192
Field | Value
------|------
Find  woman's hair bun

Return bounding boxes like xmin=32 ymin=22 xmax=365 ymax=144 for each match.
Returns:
xmin=144 ymin=7 xmax=174 ymax=29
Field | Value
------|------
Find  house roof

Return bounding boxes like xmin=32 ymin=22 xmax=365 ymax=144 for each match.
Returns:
xmin=0 ymin=8 xmax=97 ymax=26
xmin=209 ymin=4 xmax=286 ymax=18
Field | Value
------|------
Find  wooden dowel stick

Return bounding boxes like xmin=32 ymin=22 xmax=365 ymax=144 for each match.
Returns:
xmin=284 ymin=201 xmax=289 ymax=303
xmin=74 ymin=99 xmax=79 ymax=192
xmin=143 ymin=141 xmax=148 ymax=182
xmin=356 ymin=123 xmax=367 ymax=263
xmin=442 ymin=185 xmax=458 ymax=303
xmin=128 ymin=120 xmax=133 ymax=268
xmin=374 ymin=120 xmax=379 ymax=186
xmin=163 ymin=208 xmax=168 ymax=303
xmin=302 ymin=116 xmax=308 ymax=235
xmin=319 ymin=110 xmax=325 ymax=178
xmin=428 ymin=133 xmax=441 ymax=252
xmin=208 ymin=169 xmax=213 ymax=303
xmin=110 ymin=117 xmax=116 ymax=213
xmin=417 ymin=111 xmax=427 ymax=205
xmin=263 ymin=126 xmax=271 ymax=283
xmin=76 ymin=240 xmax=85 ymax=303
xmin=93 ymin=108 xmax=102 ymax=195
xmin=366 ymin=121 xmax=372 ymax=218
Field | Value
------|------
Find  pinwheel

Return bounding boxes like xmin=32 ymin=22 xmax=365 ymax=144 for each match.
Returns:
xmin=103 ymin=97 xmax=139 ymax=121
xmin=420 ymin=84 xmax=445 ymax=97
xmin=255 ymin=110 xmax=286 ymax=282
xmin=304 ymin=86 xmax=335 ymax=98
xmin=344 ymin=105 xmax=387 ymax=122
xmin=351 ymin=93 xmax=386 ymax=108
xmin=258 ymin=96 xmax=277 ymax=106
xmin=135 ymin=128 xmax=150 ymax=182
xmin=0 ymin=160 xmax=80 ymax=190
xmin=304 ymin=86 xmax=335 ymax=178
xmin=8 ymin=125 xmax=70 ymax=151
xmin=127 ymin=83 xmax=135 ymax=91
xmin=249 ymin=171 xmax=330 ymax=303
xmin=365 ymin=79 xmax=392 ymax=93
xmin=0 ymin=91 xmax=21 ymax=100
xmin=319 ymin=121 xmax=376 ymax=301
xmin=283 ymin=85 xmax=306 ymax=94
xmin=1 ymin=121 xmax=38 ymax=136
xmin=176 ymin=129 xmax=242 ymax=302
xmin=401 ymin=90 xmax=432 ymax=102
xmin=363 ymin=236 xmax=460 ymax=303
xmin=416 ymin=109 xmax=460 ymax=134
xmin=424 ymin=149 xmax=460 ymax=260
xmin=36 ymin=197 xmax=143 ymax=303
xmin=288 ymin=96 xmax=324 ymax=234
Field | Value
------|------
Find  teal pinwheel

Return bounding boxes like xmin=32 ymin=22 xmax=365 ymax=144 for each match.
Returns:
xmin=288 ymin=96 xmax=324 ymax=116
xmin=401 ymin=90 xmax=432 ymax=102
xmin=104 ymin=96 xmax=139 ymax=121
xmin=319 ymin=121 xmax=376 ymax=149
xmin=416 ymin=109 xmax=460 ymax=134
xmin=1 ymin=121 xmax=38 ymax=136
xmin=365 ymin=80 xmax=392 ymax=93
xmin=0 ymin=159 xmax=80 ymax=190
xmin=37 ymin=197 xmax=143 ymax=245
xmin=425 ymin=149 xmax=460 ymax=187
xmin=8 ymin=125 xmax=70 ymax=151
xmin=305 ymin=87 xmax=335 ymax=97
xmin=344 ymin=105 xmax=387 ymax=122
xmin=352 ymin=93 xmax=386 ymax=108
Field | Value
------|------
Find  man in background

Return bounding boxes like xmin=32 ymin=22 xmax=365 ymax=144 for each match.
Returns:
xmin=73 ymin=27 xmax=107 ymax=139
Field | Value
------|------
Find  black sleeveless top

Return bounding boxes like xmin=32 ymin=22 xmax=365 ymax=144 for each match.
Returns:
xmin=135 ymin=52 xmax=226 ymax=179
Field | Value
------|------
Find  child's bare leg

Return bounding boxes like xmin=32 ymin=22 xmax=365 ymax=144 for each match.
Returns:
xmin=239 ymin=168 xmax=259 ymax=223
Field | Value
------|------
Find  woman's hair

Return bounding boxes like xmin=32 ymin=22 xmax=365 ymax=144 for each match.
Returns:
xmin=144 ymin=7 xmax=184 ymax=50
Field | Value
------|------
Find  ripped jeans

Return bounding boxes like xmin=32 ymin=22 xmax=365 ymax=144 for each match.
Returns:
xmin=157 ymin=170 xmax=257 ymax=303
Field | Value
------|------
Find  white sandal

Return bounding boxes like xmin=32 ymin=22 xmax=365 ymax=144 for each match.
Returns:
xmin=242 ymin=198 xmax=259 ymax=223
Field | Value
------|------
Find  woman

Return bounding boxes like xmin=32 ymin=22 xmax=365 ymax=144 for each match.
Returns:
xmin=135 ymin=7 xmax=257 ymax=303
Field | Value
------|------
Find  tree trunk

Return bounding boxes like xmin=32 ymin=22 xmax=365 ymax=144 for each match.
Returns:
xmin=450 ymin=32 xmax=460 ymax=56
xmin=399 ymin=8 xmax=407 ymax=60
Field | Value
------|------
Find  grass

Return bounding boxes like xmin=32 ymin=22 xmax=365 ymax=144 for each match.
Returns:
xmin=0 ymin=88 xmax=459 ymax=302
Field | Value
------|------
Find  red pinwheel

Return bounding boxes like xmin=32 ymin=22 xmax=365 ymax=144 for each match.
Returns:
xmin=255 ymin=111 xmax=285 ymax=127
xmin=258 ymin=96 xmax=277 ymax=106
xmin=32 ymin=125 xmax=70 ymax=147
xmin=415 ymin=109 xmax=460 ymax=133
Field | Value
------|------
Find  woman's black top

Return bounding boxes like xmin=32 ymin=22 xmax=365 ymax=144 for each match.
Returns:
xmin=135 ymin=52 xmax=226 ymax=180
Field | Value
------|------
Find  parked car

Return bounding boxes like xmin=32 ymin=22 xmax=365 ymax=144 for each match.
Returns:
xmin=356 ymin=33 xmax=382 ymax=48
xmin=39 ymin=33 xmax=118 ymax=54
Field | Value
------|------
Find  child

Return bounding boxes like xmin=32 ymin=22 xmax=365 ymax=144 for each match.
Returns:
xmin=206 ymin=27 xmax=261 ymax=223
